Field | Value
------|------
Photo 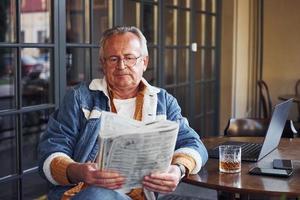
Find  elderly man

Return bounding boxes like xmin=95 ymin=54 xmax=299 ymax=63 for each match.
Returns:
xmin=38 ymin=26 xmax=208 ymax=200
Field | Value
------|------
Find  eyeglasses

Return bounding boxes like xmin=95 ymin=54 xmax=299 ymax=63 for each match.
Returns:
xmin=104 ymin=55 xmax=142 ymax=67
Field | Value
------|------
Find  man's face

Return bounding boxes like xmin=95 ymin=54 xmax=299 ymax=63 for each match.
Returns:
xmin=101 ymin=32 xmax=148 ymax=92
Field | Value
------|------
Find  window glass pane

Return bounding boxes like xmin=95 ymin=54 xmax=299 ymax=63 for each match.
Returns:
xmin=204 ymin=114 xmax=214 ymax=136
xmin=195 ymin=0 xmax=206 ymax=11
xmin=195 ymin=13 xmax=205 ymax=46
xmin=0 ymin=180 xmax=18 ymax=200
xmin=66 ymin=0 xmax=90 ymax=43
xmin=176 ymin=86 xmax=189 ymax=117
xmin=21 ymin=0 xmax=52 ymax=43
xmin=207 ymin=0 xmax=216 ymax=13
xmin=0 ymin=1 xmax=16 ymax=43
xmin=165 ymin=9 xmax=177 ymax=46
xmin=206 ymin=15 xmax=214 ymax=46
xmin=144 ymin=48 xmax=157 ymax=85
xmin=0 ymin=48 xmax=16 ymax=110
xmin=92 ymin=0 xmax=110 ymax=44
xmin=194 ymin=49 xmax=203 ymax=81
xmin=123 ymin=0 xmax=140 ymax=28
xmin=205 ymin=82 xmax=215 ymax=112
xmin=180 ymin=0 xmax=191 ymax=8
xmin=0 ymin=115 xmax=16 ymax=177
xmin=165 ymin=0 xmax=178 ymax=6
xmin=178 ymin=49 xmax=189 ymax=83
xmin=166 ymin=87 xmax=175 ymax=97
xmin=195 ymin=84 xmax=202 ymax=115
xmin=91 ymin=48 xmax=103 ymax=79
xmin=21 ymin=48 xmax=53 ymax=107
xmin=22 ymin=109 xmax=52 ymax=170
xmin=142 ymin=4 xmax=158 ymax=45
xmin=166 ymin=0 xmax=191 ymax=7
xmin=193 ymin=116 xmax=202 ymax=134
xmin=164 ymin=49 xmax=176 ymax=85
xmin=23 ymin=172 xmax=48 ymax=199
xmin=66 ymin=48 xmax=90 ymax=86
xmin=178 ymin=10 xmax=190 ymax=46
xmin=204 ymin=49 xmax=215 ymax=79
xmin=210 ymin=16 xmax=216 ymax=46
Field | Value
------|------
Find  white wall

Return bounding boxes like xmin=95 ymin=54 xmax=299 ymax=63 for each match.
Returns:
xmin=263 ymin=0 xmax=300 ymax=120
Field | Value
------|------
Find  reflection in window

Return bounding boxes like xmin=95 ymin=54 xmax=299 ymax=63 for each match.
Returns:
xmin=0 ymin=180 xmax=17 ymax=200
xmin=91 ymin=48 xmax=103 ymax=79
xmin=194 ymin=49 xmax=203 ymax=81
xmin=177 ymin=86 xmax=189 ymax=117
xmin=142 ymin=4 xmax=158 ymax=45
xmin=143 ymin=48 xmax=157 ymax=85
xmin=195 ymin=0 xmax=206 ymax=11
xmin=164 ymin=49 xmax=176 ymax=85
xmin=204 ymin=49 xmax=215 ymax=79
xmin=178 ymin=10 xmax=190 ymax=46
xmin=66 ymin=0 xmax=90 ymax=43
xmin=195 ymin=13 xmax=206 ymax=46
xmin=21 ymin=0 xmax=51 ymax=43
xmin=0 ymin=1 xmax=16 ymax=43
xmin=165 ymin=9 xmax=177 ymax=46
xmin=21 ymin=48 xmax=53 ymax=107
xmin=0 ymin=48 xmax=17 ymax=110
xmin=66 ymin=48 xmax=90 ymax=86
xmin=92 ymin=0 xmax=111 ymax=44
xmin=124 ymin=0 xmax=140 ymax=28
xmin=178 ymin=49 xmax=189 ymax=83
xmin=0 ymin=115 xmax=16 ymax=178
xmin=22 ymin=109 xmax=53 ymax=170
xmin=23 ymin=173 xmax=48 ymax=199
xmin=195 ymin=84 xmax=202 ymax=115
xmin=165 ymin=0 xmax=191 ymax=8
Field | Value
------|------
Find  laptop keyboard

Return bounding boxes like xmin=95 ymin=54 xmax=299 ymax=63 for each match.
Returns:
xmin=240 ymin=143 xmax=262 ymax=157
xmin=208 ymin=142 xmax=263 ymax=160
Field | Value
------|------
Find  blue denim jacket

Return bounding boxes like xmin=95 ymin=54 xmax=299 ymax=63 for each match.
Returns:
xmin=38 ymin=78 xmax=208 ymax=199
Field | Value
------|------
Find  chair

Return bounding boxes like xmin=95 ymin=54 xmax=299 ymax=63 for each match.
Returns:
xmin=224 ymin=118 xmax=296 ymax=138
xmin=257 ymin=80 xmax=272 ymax=118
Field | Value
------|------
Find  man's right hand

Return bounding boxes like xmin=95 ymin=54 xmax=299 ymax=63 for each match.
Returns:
xmin=67 ymin=162 xmax=125 ymax=189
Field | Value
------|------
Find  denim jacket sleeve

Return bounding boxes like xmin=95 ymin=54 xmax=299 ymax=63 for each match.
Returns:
xmin=38 ymin=86 xmax=84 ymax=179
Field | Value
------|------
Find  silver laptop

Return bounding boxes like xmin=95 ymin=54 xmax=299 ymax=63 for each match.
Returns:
xmin=208 ymin=99 xmax=293 ymax=162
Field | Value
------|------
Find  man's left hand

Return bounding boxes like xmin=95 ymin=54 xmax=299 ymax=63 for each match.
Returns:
xmin=142 ymin=165 xmax=181 ymax=194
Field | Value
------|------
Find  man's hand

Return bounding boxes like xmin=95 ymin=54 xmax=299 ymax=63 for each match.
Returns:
xmin=67 ymin=162 xmax=125 ymax=189
xmin=142 ymin=165 xmax=181 ymax=194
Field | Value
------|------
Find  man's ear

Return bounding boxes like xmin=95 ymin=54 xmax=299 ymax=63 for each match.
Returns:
xmin=143 ymin=56 xmax=149 ymax=72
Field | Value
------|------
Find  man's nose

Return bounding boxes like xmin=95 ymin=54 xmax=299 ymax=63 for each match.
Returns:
xmin=115 ymin=59 xmax=126 ymax=70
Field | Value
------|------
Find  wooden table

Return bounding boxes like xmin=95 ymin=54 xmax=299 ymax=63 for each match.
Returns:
xmin=183 ymin=137 xmax=300 ymax=198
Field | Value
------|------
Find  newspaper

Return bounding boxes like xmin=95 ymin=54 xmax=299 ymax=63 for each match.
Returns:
xmin=97 ymin=111 xmax=179 ymax=190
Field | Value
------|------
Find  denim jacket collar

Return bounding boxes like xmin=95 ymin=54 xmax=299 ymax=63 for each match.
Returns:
xmin=88 ymin=77 xmax=160 ymax=97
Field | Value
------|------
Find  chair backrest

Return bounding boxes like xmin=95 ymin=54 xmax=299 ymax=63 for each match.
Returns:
xmin=257 ymin=80 xmax=272 ymax=118
xmin=224 ymin=118 xmax=268 ymax=137
xmin=224 ymin=118 xmax=295 ymax=138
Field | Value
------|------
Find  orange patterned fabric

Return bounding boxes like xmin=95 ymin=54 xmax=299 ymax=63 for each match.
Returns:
xmin=127 ymin=188 xmax=145 ymax=200
xmin=50 ymin=156 xmax=75 ymax=185
xmin=60 ymin=182 xmax=87 ymax=200
xmin=171 ymin=153 xmax=196 ymax=175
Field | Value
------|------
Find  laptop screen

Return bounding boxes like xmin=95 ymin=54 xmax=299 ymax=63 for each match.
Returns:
xmin=258 ymin=99 xmax=293 ymax=160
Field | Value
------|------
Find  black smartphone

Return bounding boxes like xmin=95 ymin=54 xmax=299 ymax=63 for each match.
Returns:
xmin=273 ymin=159 xmax=293 ymax=170
xmin=249 ymin=167 xmax=293 ymax=177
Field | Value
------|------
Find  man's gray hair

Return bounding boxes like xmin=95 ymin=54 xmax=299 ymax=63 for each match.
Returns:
xmin=99 ymin=26 xmax=148 ymax=59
